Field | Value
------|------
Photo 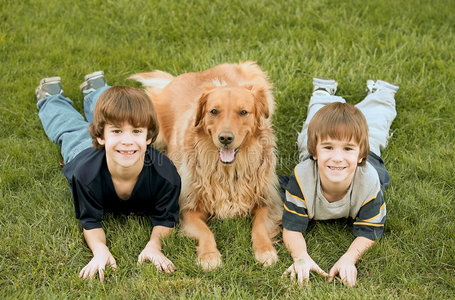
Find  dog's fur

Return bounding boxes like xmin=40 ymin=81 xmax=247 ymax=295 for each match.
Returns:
xmin=130 ymin=62 xmax=283 ymax=271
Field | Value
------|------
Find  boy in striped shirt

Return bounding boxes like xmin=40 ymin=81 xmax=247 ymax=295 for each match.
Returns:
xmin=281 ymin=78 xmax=398 ymax=287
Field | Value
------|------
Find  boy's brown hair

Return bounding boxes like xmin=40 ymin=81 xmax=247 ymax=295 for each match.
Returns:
xmin=89 ymin=86 xmax=159 ymax=150
xmin=307 ymin=102 xmax=369 ymax=166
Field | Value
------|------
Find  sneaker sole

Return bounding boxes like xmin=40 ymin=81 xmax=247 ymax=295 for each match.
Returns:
xmin=84 ymin=71 xmax=104 ymax=81
xmin=313 ymin=77 xmax=338 ymax=95
xmin=376 ymin=80 xmax=399 ymax=93
xmin=36 ymin=77 xmax=63 ymax=101
xmin=39 ymin=76 xmax=61 ymax=85
xmin=313 ymin=78 xmax=337 ymax=86
xmin=80 ymin=71 xmax=105 ymax=91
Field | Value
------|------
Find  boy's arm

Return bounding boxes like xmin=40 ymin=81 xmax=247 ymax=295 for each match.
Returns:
xmin=282 ymin=228 xmax=328 ymax=285
xmin=328 ymin=236 xmax=375 ymax=287
xmin=137 ymin=225 xmax=175 ymax=273
xmin=79 ymin=228 xmax=117 ymax=282
xmin=333 ymin=181 xmax=384 ymax=286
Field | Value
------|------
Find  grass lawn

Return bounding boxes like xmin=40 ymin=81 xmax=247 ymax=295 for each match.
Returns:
xmin=1 ymin=0 xmax=454 ymax=298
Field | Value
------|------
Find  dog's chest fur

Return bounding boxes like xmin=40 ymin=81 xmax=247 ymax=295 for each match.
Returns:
xmin=177 ymin=139 xmax=270 ymax=219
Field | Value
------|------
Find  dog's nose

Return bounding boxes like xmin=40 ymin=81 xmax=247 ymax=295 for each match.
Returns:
xmin=218 ymin=131 xmax=234 ymax=145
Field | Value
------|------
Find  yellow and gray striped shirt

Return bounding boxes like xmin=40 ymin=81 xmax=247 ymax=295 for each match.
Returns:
xmin=282 ymin=152 xmax=390 ymax=240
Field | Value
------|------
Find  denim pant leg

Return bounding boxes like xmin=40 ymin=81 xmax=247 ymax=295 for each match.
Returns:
xmin=355 ymin=90 xmax=397 ymax=157
xmin=297 ymin=94 xmax=346 ymax=161
xmin=37 ymin=94 xmax=92 ymax=163
xmin=83 ymin=86 xmax=110 ymax=124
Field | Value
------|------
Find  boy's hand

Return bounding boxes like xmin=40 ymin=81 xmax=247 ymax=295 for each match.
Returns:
xmin=282 ymin=255 xmax=328 ymax=286
xmin=137 ymin=245 xmax=176 ymax=273
xmin=79 ymin=249 xmax=117 ymax=282
xmin=328 ymin=254 xmax=357 ymax=287
xmin=328 ymin=237 xmax=375 ymax=287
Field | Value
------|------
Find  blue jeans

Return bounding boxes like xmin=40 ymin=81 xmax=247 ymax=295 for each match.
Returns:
xmin=37 ymin=86 xmax=111 ymax=163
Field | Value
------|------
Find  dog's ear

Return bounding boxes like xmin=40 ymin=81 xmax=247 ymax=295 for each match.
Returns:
xmin=244 ymin=84 xmax=270 ymax=120
xmin=195 ymin=92 xmax=209 ymax=127
xmin=195 ymin=84 xmax=217 ymax=127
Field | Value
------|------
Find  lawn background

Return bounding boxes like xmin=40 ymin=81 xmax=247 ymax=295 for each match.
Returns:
xmin=1 ymin=0 xmax=454 ymax=298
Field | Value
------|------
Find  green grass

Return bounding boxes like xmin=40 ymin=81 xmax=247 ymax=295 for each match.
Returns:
xmin=1 ymin=0 xmax=454 ymax=298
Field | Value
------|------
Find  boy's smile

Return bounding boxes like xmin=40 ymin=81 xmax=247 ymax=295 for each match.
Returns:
xmin=313 ymin=138 xmax=362 ymax=199
xmin=97 ymin=123 xmax=151 ymax=170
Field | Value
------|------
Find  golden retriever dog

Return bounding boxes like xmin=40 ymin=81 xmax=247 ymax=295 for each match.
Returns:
xmin=129 ymin=62 xmax=283 ymax=271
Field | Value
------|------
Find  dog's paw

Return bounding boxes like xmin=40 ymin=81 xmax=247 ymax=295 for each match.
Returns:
xmin=255 ymin=247 xmax=278 ymax=267
xmin=197 ymin=251 xmax=222 ymax=271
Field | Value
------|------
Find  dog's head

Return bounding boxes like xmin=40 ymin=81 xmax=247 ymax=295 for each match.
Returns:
xmin=194 ymin=83 xmax=269 ymax=164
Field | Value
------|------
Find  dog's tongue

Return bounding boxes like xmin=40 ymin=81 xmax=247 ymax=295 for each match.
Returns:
xmin=220 ymin=148 xmax=235 ymax=163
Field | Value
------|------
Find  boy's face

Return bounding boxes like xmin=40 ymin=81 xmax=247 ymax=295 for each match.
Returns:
xmin=97 ymin=123 xmax=151 ymax=170
xmin=313 ymin=137 xmax=362 ymax=190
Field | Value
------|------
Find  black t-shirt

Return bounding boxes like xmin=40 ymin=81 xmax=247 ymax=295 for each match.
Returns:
xmin=62 ymin=146 xmax=181 ymax=230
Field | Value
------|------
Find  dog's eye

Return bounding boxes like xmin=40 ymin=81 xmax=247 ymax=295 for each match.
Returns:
xmin=239 ymin=110 xmax=248 ymax=116
xmin=210 ymin=109 xmax=218 ymax=116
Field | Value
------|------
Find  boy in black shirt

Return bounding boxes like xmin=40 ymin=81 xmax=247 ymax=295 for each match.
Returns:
xmin=36 ymin=72 xmax=181 ymax=281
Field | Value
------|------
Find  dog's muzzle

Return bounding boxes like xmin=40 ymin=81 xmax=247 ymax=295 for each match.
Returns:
xmin=218 ymin=131 xmax=238 ymax=164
